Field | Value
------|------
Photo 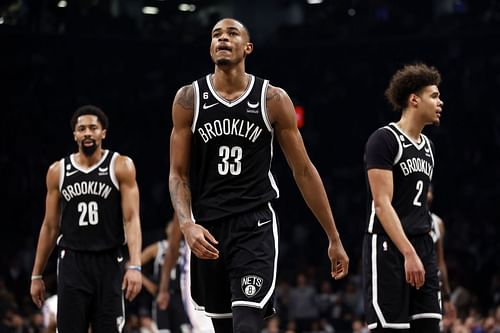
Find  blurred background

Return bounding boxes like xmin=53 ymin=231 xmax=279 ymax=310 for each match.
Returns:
xmin=1 ymin=0 xmax=499 ymax=332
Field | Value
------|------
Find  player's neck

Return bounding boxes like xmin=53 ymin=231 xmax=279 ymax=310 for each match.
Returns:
xmin=212 ymin=66 xmax=249 ymax=97
xmin=75 ymin=149 xmax=105 ymax=168
xmin=396 ymin=115 xmax=424 ymax=143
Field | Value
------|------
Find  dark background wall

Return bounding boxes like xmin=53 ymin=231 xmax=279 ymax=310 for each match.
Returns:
xmin=1 ymin=0 xmax=500 ymax=317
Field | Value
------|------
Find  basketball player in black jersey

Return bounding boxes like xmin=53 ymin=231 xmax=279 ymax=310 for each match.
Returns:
xmin=167 ymin=18 xmax=349 ymax=333
xmin=30 ymin=105 xmax=143 ymax=333
xmin=363 ymin=63 xmax=444 ymax=332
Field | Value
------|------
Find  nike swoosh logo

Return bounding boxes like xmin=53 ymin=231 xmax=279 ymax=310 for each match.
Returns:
xmin=203 ymin=102 xmax=219 ymax=110
xmin=247 ymin=101 xmax=259 ymax=108
xmin=257 ymin=219 xmax=272 ymax=227
xmin=98 ymin=167 xmax=108 ymax=172
xmin=66 ymin=170 xmax=78 ymax=177
xmin=117 ymin=256 xmax=124 ymax=263
xmin=402 ymin=143 xmax=413 ymax=148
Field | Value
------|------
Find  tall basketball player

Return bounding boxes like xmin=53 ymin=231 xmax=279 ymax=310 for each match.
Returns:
xmin=168 ymin=17 xmax=349 ymax=333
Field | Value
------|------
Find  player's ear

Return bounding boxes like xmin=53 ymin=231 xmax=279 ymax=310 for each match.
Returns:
xmin=244 ymin=42 xmax=253 ymax=56
xmin=102 ymin=129 xmax=107 ymax=139
xmin=409 ymin=93 xmax=419 ymax=107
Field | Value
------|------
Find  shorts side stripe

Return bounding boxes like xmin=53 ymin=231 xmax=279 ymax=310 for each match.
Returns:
xmin=410 ymin=313 xmax=442 ymax=320
xmin=118 ymin=292 xmax=125 ymax=332
xmin=371 ymin=234 xmax=410 ymax=329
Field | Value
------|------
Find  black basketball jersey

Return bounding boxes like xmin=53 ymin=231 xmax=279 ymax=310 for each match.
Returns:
xmin=364 ymin=123 xmax=435 ymax=236
xmin=58 ymin=150 xmax=125 ymax=251
xmin=190 ymin=74 xmax=279 ymax=222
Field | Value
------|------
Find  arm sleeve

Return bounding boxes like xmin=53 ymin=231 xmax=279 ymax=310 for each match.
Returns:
xmin=364 ymin=128 xmax=398 ymax=171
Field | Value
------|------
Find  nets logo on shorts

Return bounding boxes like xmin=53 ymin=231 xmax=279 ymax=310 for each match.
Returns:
xmin=241 ymin=274 xmax=263 ymax=298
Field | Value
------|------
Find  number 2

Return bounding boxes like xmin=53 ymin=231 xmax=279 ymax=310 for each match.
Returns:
xmin=413 ymin=180 xmax=423 ymax=207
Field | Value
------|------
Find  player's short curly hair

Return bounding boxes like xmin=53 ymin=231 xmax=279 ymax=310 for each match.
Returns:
xmin=70 ymin=105 xmax=109 ymax=130
xmin=385 ymin=63 xmax=441 ymax=111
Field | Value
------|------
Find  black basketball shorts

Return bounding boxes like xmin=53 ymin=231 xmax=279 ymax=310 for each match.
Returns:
xmin=57 ymin=248 xmax=125 ymax=333
xmin=363 ymin=233 xmax=442 ymax=330
xmin=190 ymin=202 xmax=279 ymax=318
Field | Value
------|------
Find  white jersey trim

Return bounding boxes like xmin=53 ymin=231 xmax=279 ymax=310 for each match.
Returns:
xmin=69 ymin=149 xmax=110 ymax=174
xmin=368 ymin=200 xmax=376 ymax=233
xmin=260 ymin=80 xmax=279 ymax=198
xmin=268 ymin=130 xmax=280 ymax=198
xmin=391 ymin=122 xmax=426 ymax=150
xmin=192 ymin=81 xmax=200 ymax=133
xmin=58 ymin=158 xmax=65 ymax=192
xmin=422 ymin=134 xmax=435 ymax=180
xmin=261 ymin=80 xmax=272 ymax=132
xmin=109 ymin=152 xmax=119 ymax=190
xmin=384 ymin=126 xmax=403 ymax=165
xmin=206 ymin=74 xmax=255 ymax=107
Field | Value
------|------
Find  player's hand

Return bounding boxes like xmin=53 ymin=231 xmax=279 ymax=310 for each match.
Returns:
xmin=122 ymin=269 xmax=142 ymax=301
xmin=156 ymin=290 xmax=170 ymax=310
xmin=404 ymin=252 xmax=425 ymax=289
xmin=30 ymin=279 xmax=46 ymax=308
xmin=443 ymin=300 xmax=457 ymax=321
xmin=181 ymin=222 xmax=219 ymax=260
xmin=328 ymin=239 xmax=349 ymax=280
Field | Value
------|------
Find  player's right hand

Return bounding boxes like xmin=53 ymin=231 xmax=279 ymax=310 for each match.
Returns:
xmin=181 ymin=222 xmax=219 ymax=260
xmin=30 ymin=279 xmax=46 ymax=308
xmin=404 ymin=252 xmax=425 ymax=289
xmin=156 ymin=291 xmax=170 ymax=310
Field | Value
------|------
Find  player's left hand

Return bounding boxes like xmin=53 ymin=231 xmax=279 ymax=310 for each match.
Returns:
xmin=122 ymin=269 xmax=142 ymax=301
xmin=328 ymin=239 xmax=349 ymax=280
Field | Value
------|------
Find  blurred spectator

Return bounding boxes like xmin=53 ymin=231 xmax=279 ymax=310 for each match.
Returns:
xmin=288 ymin=273 xmax=319 ymax=332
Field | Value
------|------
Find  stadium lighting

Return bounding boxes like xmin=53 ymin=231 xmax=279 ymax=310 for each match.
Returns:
xmin=306 ymin=0 xmax=323 ymax=4
xmin=57 ymin=0 xmax=68 ymax=8
xmin=142 ymin=6 xmax=159 ymax=15
xmin=178 ymin=3 xmax=196 ymax=12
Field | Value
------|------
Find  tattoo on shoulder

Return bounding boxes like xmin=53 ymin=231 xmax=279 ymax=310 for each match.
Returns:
xmin=176 ymin=85 xmax=194 ymax=110
xmin=266 ymin=88 xmax=281 ymax=103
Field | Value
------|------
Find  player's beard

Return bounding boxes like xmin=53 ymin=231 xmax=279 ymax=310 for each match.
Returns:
xmin=81 ymin=140 xmax=98 ymax=156
xmin=216 ymin=58 xmax=231 ymax=66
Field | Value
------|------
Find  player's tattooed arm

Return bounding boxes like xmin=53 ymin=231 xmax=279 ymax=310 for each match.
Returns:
xmin=170 ymin=83 xmax=195 ymax=225
xmin=174 ymin=84 xmax=194 ymax=111
xmin=169 ymin=178 xmax=192 ymax=222
xmin=266 ymin=86 xmax=282 ymax=104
